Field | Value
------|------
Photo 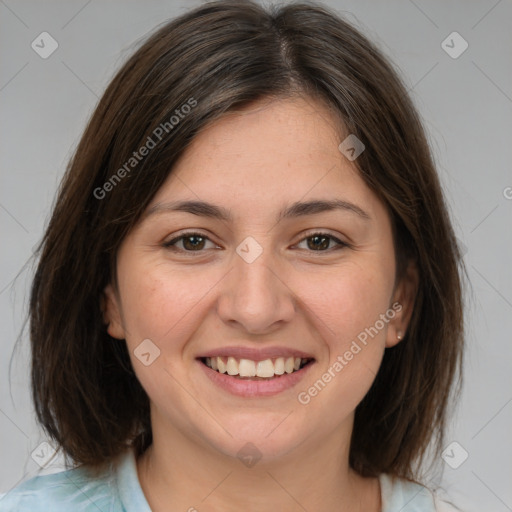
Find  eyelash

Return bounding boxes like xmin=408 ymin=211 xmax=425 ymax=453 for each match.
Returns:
xmin=162 ymin=230 xmax=348 ymax=255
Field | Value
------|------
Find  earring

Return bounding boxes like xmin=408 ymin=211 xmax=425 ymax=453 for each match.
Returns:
xmin=397 ymin=331 xmax=403 ymax=341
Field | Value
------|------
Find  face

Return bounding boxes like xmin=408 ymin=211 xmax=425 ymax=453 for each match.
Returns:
xmin=103 ymin=95 xmax=417 ymax=463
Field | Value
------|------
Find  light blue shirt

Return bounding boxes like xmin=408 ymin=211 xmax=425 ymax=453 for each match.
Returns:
xmin=0 ymin=448 xmax=457 ymax=511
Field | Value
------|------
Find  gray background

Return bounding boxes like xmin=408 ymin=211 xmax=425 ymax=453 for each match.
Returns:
xmin=1 ymin=0 xmax=511 ymax=510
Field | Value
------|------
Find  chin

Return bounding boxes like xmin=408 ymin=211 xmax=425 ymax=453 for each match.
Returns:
xmin=203 ymin=414 xmax=306 ymax=464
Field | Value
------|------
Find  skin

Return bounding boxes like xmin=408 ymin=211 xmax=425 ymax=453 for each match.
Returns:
xmin=103 ymin=95 xmax=418 ymax=512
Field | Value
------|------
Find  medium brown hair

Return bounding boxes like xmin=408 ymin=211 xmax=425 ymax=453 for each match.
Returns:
xmin=28 ymin=0 xmax=465 ymax=479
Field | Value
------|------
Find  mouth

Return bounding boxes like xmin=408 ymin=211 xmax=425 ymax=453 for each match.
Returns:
xmin=199 ymin=356 xmax=315 ymax=380
xmin=196 ymin=347 xmax=316 ymax=397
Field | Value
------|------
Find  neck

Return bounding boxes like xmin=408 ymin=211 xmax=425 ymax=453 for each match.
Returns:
xmin=136 ymin=414 xmax=381 ymax=512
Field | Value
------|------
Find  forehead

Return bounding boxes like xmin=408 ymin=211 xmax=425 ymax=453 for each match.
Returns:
xmin=148 ymin=96 xmax=384 ymax=222
xmin=178 ymin=95 xmax=343 ymax=174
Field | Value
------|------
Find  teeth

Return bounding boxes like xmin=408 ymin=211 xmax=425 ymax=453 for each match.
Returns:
xmin=226 ymin=356 xmax=238 ymax=376
xmin=239 ymin=359 xmax=256 ymax=377
xmin=217 ymin=357 xmax=227 ymax=374
xmin=274 ymin=357 xmax=285 ymax=375
xmin=256 ymin=359 xmax=275 ymax=378
xmin=204 ymin=356 xmax=309 ymax=378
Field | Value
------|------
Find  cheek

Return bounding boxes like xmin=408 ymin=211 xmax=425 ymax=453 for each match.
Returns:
xmin=295 ymin=263 xmax=392 ymax=410
xmin=303 ymin=262 xmax=393 ymax=345
xmin=116 ymin=261 xmax=215 ymax=418
xmin=118 ymin=262 xmax=210 ymax=347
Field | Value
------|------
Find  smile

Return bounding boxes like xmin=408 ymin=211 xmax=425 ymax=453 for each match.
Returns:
xmin=202 ymin=356 xmax=314 ymax=379
xmin=197 ymin=352 xmax=316 ymax=397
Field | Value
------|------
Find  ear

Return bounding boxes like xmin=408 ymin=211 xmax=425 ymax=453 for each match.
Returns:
xmin=101 ymin=283 xmax=126 ymax=339
xmin=385 ymin=260 xmax=419 ymax=348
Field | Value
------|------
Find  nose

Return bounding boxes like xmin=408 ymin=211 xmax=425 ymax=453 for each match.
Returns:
xmin=216 ymin=240 xmax=296 ymax=334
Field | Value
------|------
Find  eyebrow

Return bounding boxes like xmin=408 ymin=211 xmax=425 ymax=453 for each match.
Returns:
xmin=144 ymin=198 xmax=371 ymax=223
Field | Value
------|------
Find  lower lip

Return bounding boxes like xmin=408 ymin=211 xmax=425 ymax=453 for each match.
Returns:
xmin=197 ymin=359 xmax=315 ymax=397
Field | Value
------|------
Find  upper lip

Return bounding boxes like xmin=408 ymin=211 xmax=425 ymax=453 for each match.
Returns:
xmin=197 ymin=346 xmax=315 ymax=361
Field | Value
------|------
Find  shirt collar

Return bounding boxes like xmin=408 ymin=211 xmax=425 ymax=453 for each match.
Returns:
xmin=115 ymin=447 xmax=152 ymax=512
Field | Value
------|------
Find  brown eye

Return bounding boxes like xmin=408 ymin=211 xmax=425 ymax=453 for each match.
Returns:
xmin=307 ymin=234 xmax=330 ymax=251
xmin=163 ymin=232 xmax=217 ymax=252
xmin=296 ymin=232 xmax=347 ymax=252
xmin=182 ymin=234 xmax=206 ymax=250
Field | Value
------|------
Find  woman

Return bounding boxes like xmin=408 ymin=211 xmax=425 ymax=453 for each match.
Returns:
xmin=0 ymin=1 xmax=465 ymax=510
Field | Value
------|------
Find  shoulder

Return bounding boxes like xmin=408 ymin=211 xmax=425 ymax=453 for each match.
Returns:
xmin=379 ymin=473 xmax=462 ymax=512
xmin=0 ymin=460 xmax=118 ymax=512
